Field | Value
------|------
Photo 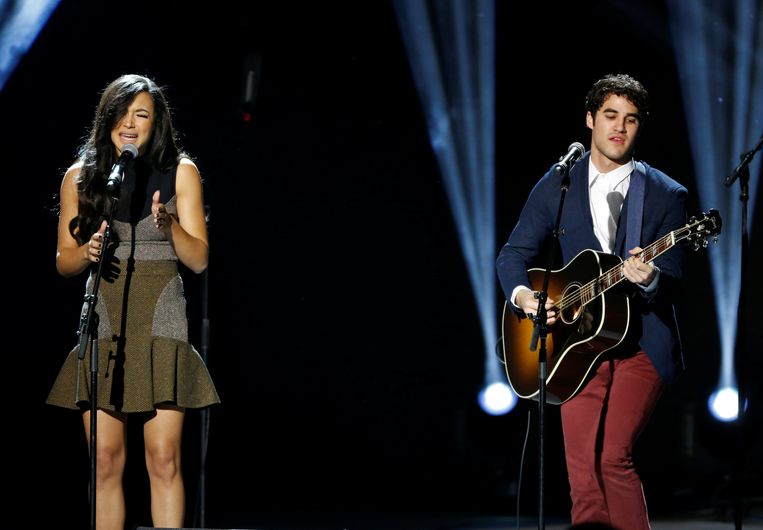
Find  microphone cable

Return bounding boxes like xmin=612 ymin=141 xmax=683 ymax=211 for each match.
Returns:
xmin=516 ymin=407 xmax=532 ymax=530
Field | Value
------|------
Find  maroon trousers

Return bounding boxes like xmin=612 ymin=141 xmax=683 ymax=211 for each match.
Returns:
xmin=560 ymin=350 xmax=664 ymax=530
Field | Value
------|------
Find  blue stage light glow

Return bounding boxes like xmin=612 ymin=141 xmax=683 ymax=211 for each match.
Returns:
xmin=708 ymin=387 xmax=739 ymax=422
xmin=392 ymin=0 xmax=516 ymax=415
xmin=479 ymin=381 xmax=517 ymax=416
xmin=0 ymin=1 xmax=60 ymax=92
xmin=667 ymin=0 xmax=762 ymax=422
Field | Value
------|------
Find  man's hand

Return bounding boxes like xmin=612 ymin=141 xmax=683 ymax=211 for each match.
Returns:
xmin=515 ymin=288 xmax=557 ymax=325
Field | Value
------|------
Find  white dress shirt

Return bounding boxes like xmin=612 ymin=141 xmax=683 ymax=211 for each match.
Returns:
xmin=588 ymin=158 xmax=633 ymax=254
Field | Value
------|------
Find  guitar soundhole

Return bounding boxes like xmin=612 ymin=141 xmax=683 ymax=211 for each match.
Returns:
xmin=560 ymin=282 xmax=583 ymax=325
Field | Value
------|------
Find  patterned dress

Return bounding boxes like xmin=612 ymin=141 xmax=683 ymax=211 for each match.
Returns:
xmin=47 ymin=159 xmax=220 ymax=413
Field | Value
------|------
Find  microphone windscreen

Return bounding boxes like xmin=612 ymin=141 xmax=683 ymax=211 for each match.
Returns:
xmin=569 ymin=142 xmax=585 ymax=155
xmin=122 ymin=143 xmax=138 ymax=157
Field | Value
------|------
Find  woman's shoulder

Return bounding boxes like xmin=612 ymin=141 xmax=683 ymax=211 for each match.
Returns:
xmin=65 ymin=160 xmax=84 ymax=176
xmin=176 ymin=156 xmax=201 ymax=183
xmin=61 ymin=160 xmax=83 ymax=187
xmin=177 ymin=156 xmax=199 ymax=172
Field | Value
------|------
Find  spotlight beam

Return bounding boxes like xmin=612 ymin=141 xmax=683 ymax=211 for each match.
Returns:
xmin=667 ymin=0 xmax=762 ymax=399
xmin=393 ymin=0 xmax=510 ymax=413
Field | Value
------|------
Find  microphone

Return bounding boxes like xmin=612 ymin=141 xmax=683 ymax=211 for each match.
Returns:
xmin=553 ymin=142 xmax=585 ymax=175
xmin=105 ymin=143 xmax=138 ymax=193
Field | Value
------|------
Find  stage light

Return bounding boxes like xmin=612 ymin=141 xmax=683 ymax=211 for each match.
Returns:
xmin=478 ymin=381 xmax=516 ymax=416
xmin=0 ymin=1 xmax=60 ymax=92
xmin=708 ymin=387 xmax=738 ymax=422
xmin=393 ymin=0 xmax=515 ymax=415
xmin=666 ymin=0 xmax=762 ymax=422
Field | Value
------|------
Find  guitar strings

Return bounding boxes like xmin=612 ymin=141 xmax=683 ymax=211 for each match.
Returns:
xmin=528 ymin=211 xmax=718 ymax=317
xmin=554 ymin=228 xmax=688 ymax=313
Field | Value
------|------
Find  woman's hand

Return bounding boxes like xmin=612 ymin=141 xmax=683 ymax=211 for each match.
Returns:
xmin=86 ymin=220 xmax=107 ymax=263
xmin=152 ymin=190 xmax=175 ymax=233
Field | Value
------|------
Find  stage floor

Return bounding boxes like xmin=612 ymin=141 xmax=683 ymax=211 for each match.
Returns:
xmin=204 ymin=510 xmax=763 ymax=530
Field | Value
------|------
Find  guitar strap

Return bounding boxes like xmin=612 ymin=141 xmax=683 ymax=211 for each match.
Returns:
xmin=624 ymin=162 xmax=646 ymax=256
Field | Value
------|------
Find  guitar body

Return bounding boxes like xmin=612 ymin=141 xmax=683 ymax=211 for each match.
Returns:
xmin=502 ymin=249 xmax=630 ymax=404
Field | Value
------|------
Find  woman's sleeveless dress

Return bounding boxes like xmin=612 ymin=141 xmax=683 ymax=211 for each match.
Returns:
xmin=46 ymin=160 xmax=220 ymax=413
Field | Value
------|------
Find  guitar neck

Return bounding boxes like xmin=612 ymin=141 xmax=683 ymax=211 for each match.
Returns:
xmin=580 ymin=231 xmax=676 ymax=304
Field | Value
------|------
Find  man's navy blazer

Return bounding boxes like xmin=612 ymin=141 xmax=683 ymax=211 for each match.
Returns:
xmin=496 ymin=152 xmax=689 ymax=383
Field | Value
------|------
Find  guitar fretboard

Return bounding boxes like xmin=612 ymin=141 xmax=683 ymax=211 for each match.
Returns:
xmin=578 ymin=232 xmax=675 ymax=306
xmin=552 ymin=211 xmax=718 ymax=312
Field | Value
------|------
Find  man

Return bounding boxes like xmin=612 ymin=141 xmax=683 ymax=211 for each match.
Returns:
xmin=496 ymin=74 xmax=687 ymax=530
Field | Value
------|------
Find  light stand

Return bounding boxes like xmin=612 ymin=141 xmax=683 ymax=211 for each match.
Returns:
xmin=724 ymin=132 xmax=761 ymax=530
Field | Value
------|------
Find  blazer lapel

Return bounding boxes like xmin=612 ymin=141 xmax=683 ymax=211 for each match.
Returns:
xmin=614 ymin=161 xmax=647 ymax=257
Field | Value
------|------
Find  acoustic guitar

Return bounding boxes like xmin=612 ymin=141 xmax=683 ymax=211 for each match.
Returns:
xmin=501 ymin=209 xmax=722 ymax=405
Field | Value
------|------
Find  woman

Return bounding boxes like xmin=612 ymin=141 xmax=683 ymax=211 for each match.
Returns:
xmin=47 ymin=74 xmax=220 ymax=529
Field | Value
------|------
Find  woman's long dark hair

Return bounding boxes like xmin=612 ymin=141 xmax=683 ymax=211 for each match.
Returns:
xmin=69 ymin=74 xmax=184 ymax=243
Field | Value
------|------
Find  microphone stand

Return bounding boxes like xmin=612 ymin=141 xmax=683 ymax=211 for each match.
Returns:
xmin=724 ymin=132 xmax=761 ymax=530
xmin=529 ymin=164 xmax=571 ymax=530
xmin=76 ymin=183 xmax=120 ymax=530
xmin=195 ymin=202 xmax=212 ymax=528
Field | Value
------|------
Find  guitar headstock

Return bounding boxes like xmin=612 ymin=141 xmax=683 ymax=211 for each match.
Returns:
xmin=677 ymin=208 xmax=722 ymax=250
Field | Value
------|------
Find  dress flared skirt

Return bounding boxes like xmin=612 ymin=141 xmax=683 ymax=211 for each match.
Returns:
xmin=47 ymin=260 xmax=219 ymax=413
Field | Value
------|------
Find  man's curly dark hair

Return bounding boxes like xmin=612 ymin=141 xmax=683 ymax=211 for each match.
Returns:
xmin=585 ymin=73 xmax=650 ymax=122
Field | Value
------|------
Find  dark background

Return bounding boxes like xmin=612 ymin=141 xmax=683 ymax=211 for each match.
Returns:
xmin=2 ymin=0 xmax=761 ymax=528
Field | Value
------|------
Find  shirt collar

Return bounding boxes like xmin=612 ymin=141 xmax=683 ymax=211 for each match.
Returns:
xmin=588 ymin=158 xmax=635 ymax=188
